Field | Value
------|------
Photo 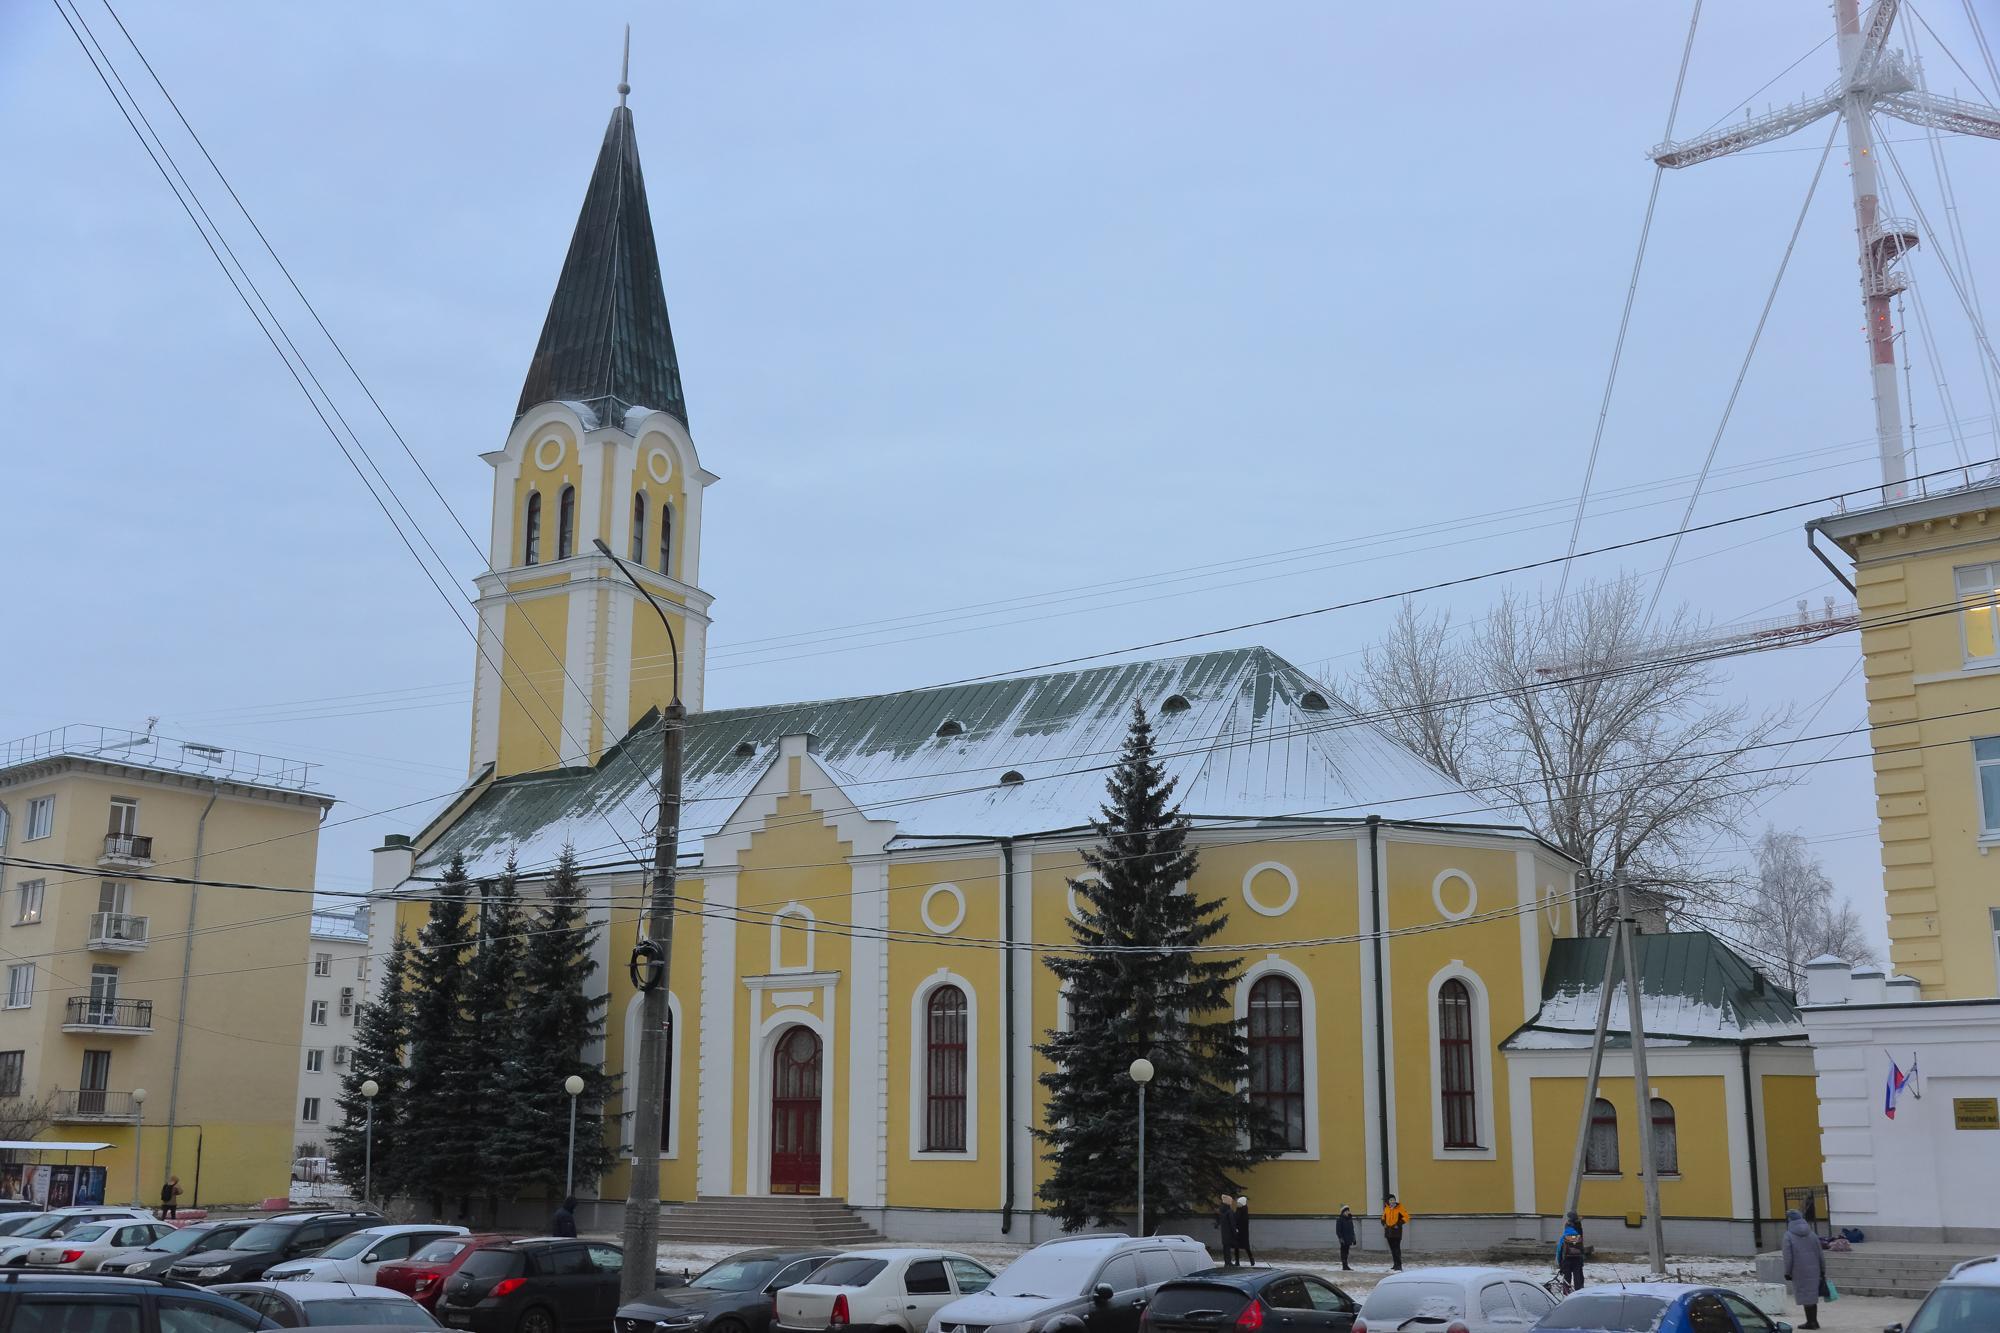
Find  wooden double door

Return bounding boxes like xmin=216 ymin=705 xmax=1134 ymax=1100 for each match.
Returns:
xmin=769 ymin=1025 xmax=822 ymax=1195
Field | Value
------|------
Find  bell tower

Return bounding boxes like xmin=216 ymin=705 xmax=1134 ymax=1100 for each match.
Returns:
xmin=468 ymin=82 xmax=714 ymax=778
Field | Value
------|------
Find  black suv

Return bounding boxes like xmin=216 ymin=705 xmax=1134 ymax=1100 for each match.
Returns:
xmin=0 ymin=1270 xmax=271 ymax=1331
xmin=168 ymin=1209 xmax=382 ymax=1285
xmin=439 ymin=1238 xmax=638 ymax=1333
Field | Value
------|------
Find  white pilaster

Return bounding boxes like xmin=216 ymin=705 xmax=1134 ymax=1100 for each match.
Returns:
xmin=697 ymin=869 xmax=739 ymax=1197
xmin=846 ymin=854 xmax=889 ymax=1207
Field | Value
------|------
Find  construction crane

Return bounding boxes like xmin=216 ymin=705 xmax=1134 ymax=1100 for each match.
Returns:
xmin=1649 ymin=0 xmax=2000 ymax=499
xmin=1531 ymin=597 xmax=1858 ymax=678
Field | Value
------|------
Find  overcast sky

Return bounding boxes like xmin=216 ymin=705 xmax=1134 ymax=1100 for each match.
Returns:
xmin=6 ymin=2 xmax=1999 ymax=954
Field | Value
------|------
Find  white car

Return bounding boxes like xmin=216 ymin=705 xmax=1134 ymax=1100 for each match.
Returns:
xmin=262 ymin=1223 xmax=469 ymax=1284
xmin=0 ymin=1207 xmax=159 ymax=1267
xmin=779 ymin=1250 xmax=996 ymax=1333
xmin=1353 ymin=1267 xmax=1558 ymax=1333
xmin=24 ymin=1219 xmax=180 ymax=1271
xmin=216 ymin=1280 xmax=441 ymax=1328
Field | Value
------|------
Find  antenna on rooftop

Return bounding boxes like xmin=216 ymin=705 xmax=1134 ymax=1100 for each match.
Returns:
xmin=618 ymin=24 xmax=631 ymax=107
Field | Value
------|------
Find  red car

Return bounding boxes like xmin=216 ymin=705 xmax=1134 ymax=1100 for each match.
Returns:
xmin=378 ymin=1233 xmax=513 ymax=1310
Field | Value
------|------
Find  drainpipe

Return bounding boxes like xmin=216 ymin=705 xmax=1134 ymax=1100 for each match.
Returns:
xmin=1366 ymin=816 xmax=1391 ymax=1200
xmin=1740 ymin=1043 xmax=1764 ymax=1252
xmin=1000 ymin=838 xmax=1017 ymax=1235
xmin=164 ymin=779 xmax=220 ymax=1182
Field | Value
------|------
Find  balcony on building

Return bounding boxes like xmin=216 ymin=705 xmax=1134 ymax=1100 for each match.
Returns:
xmin=62 ymin=997 xmax=154 ymax=1034
xmin=87 ymin=913 xmax=149 ymax=953
xmin=99 ymin=834 xmax=154 ymax=868
xmin=50 ymin=1089 xmax=141 ymax=1123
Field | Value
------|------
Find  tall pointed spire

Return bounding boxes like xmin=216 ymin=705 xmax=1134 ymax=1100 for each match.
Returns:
xmin=516 ymin=50 xmax=687 ymax=427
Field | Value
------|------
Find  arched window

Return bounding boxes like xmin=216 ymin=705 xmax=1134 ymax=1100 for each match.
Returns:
xmin=924 ymin=985 xmax=968 ymax=1152
xmin=1248 ymin=975 xmax=1306 ymax=1152
xmin=659 ymin=503 xmax=674 ymax=577
xmin=557 ymin=485 xmax=576 ymax=560
xmin=631 ymin=492 xmax=649 ymax=563
xmin=1586 ymin=1098 xmax=1620 ymax=1174
xmin=523 ymin=491 xmax=542 ymax=566
xmin=1650 ymin=1097 xmax=1677 ymax=1175
xmin=1437 ymin=978 xmax=1478 ymax=1148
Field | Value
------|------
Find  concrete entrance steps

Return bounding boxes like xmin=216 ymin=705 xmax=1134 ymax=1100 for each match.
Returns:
xmin=1756 ymin=1242 xmax=1994 ymax=1299
xmin=659 ymin=1196 xmax=883 ymax=1247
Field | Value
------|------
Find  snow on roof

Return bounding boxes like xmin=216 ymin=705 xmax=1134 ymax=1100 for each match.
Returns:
xmin=309 ymin=906 xmax=369 ymax=943
xmin=1504 ymin=932 xmax=1806 ymax=1049
xmin=413 ymin=645 xmax=1544 ymax=881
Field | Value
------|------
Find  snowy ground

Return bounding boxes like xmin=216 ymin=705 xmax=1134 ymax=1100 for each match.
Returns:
xmin=651 ymin=1241 xmax=1921 ymax=1332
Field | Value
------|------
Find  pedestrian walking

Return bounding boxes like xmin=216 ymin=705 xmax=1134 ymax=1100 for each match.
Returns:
xmin=1555 ymin=1212 xmax=1586 ymax=1292
xmin=1782 ymin=1209 xmax=1825 ymax=1330
xmin=551 ymin=1195 xmax=579 ymax=1239
xmin=1234 ymin=1196 xmax=1255 ymax=1268
xmin=158 ymin=1176 xmax=181 ymax=1221
xmin=1334 ymin=1206 xmax=1356 ymax=1270
xmin=1380 ymin=1194 xmax=1409 ymax=1272
xmin=1215 ymin=1193 xmax=1238 ymax=1266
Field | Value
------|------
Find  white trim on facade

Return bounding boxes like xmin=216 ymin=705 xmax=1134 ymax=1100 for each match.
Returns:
xmin=622 ymin=990 xmax=684 ymax=1159
xmin=1235 ymin=954 xmax=1319 ymax=1161
xmin=907 ymin=968 xmax=980 ymax=1162
xmin=1426 ymin=961 xmax=1498 ymax=1160
xmin=1432 ymin=868 xmax=1477 ymax=922
xmin=770 ymin=902 xmax=817 ymax=974
xmin=696 ymin=869 xmax=738 ymax=1196
xmin=745 ymin=991 xmax=837 ymax=1198
xmin=921 ymin=884 xmax=967 ymax=935
xmin=1240 ymin=861 xmax=1299 ymax=918
xmin=1515 ymin=850 xmax=1541 ymax=1024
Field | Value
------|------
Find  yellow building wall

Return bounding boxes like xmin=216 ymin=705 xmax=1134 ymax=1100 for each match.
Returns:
xmin=497 ymin=594 xmax=575 ymax=777
xmin=1528 ymin=1074 xmax=1735 ymax=1219
xmin=1759 ymin=1073 xmax=1824 ymax=1212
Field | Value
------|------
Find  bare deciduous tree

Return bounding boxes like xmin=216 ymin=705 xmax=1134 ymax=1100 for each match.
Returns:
xmin=1741 ymin=827 xmax=1879 ymax=991
xmin=0 ymin=1094 xmax=56 ymax=1146
xmin=1348 ymin=579 xmax=1791 ymax=932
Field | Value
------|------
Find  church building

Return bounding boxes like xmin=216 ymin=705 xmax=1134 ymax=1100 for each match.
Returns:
xmin=372 ymin=84 xmax=1819 ymax=1253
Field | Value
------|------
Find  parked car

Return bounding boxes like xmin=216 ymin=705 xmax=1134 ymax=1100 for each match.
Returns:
xmin=1886 ymin=1254 xmax=2000 ymax=1333
xmin=220 ymin=1279 xmax=443 ymax=1327
xmin=1353 ymin=1267 xmax=1557 ymax=1333
xmin=0 ymin=1200 xmax=41 ymax=1215
xmin=1533 ymin=1283 xmax=1796 ymax=1333
xmin=379 ymin=1235 xmax=515 ymax=1311
xmin=169 ymin=1209 xmax=386 ymax=1285
xmin=926 ymin=1233 xmax=1213 ymax=1333
xmin=264 ymin=1224 xmax=471 ymax=1285
xmin=108 ymin=1219 xmax=262 ymax=1276
xmin=1144 ymin=1269 xmax=1359 ymax=1333
xmin=615 ymin=1247 xmax=838 ymax=1333
xmin=0 ymin=1207 xmax=161 ymax=1266
xmin=440 ymin=1238 xmax=643 ymax=1333
xmin=24 ymin=1218 xmax=180 ymax=1270
xmin=0 ymin=1272 xmax=268 ymax=1332
xmin=777 ymin=1249 xmax=993 ymax=1333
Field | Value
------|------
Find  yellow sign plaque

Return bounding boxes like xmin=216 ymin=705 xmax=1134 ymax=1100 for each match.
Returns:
xmin=1953 ymin=1097 xmax=1999 ymax=1130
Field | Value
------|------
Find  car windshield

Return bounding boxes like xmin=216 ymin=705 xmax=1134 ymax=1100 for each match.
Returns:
xmin=806 ymin=1258 xmax=888 ymax=1288
xmin=0 ymin=1216 xmax=43 ymax=1237
xmin=1535 ymin=1292 xmax=1670 ymax=1331
xmin=153 ymin=1228 xmax=234 ymax=1256
xmin=1358 ymin=1282 xmax=1464 ymax=1321
xmin=61 ymin=1225 xmax=112 ymax=1243
xmin=411 ymin=1239 xmax=474 ymax=1263
xmin=1909 ymin=1286 xmax=2000 ymax=1333
xmin=692 ymin=1258 xmax=784 ymax=1291
xmin=986 ymin=1247 xmax=1109 ymax=1300
xmin=304 ymin=1298 xmax=436 ymax=1327
xmin=230 ymin=1223 xmax=300 ymax=1250
xmin=317 ymin=1232 xmax=386 ymax=1260
xmin=12 ymin=1215 xmax=76 ymax=1240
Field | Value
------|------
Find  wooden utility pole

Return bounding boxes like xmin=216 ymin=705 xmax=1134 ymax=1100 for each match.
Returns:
xmin=1562 ymin=910 xmax=1623 ymax=1222
xmin=1614 ymin=867 xmax=1667 ymax=1277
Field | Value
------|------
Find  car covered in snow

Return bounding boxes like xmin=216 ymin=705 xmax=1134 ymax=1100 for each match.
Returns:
xmin=1352 ymin=1267 xmax=1555 ymax=1333
xmin=777 ymin=1249 xmax=995 ymax=1333
xmin=925 ymin=1233 xmax=1211 ymax=1333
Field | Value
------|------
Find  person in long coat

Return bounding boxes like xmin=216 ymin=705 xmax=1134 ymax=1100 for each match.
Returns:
xmin=1214 ymin=1193 xmax=1237 ymax=1266
xmin=1233 ymin=1196 xmax=1256 ymax=1268
xmin=1781 ymin=1209 xmax=1825 ymax=1330
xmin=1334 ymin=1206 xmax=1357 ymax=1270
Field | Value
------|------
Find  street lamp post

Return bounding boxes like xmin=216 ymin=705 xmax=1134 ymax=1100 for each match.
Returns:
xmin=360 ymin=1080 xmax=380 ymax=1207
xmin=1128 ymin=1059 xmax=1154 ymax=1238
xmin=130 ymin=1089 xmax=148 ymax=1208
xmin=564 ymin=1074 xmax=586 ymax=1199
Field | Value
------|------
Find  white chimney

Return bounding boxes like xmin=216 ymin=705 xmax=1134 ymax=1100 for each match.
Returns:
xmin=1804 ymin=955 xmax=1851 ymax=1006
xmin=1886 ymin=974 xmax=1923 ymax=1003
xmin=1850 ymin=969 xmax=1888 ymax=1004
xmin=372 ymin=833 xmax=416 ymax=893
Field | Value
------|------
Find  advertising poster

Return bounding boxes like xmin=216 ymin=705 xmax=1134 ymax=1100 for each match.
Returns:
xmin=0 ymin=1164 xmax=23 ymax=1201
xmin=74 ymin=1166 xmax=106 ymax=1206
xmin=44 ymin=1166 xmax=75 ymax=1209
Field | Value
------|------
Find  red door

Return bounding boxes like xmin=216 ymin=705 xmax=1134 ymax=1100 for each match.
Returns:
xmin=770 ymin=1026 xmax=822 ymax=1195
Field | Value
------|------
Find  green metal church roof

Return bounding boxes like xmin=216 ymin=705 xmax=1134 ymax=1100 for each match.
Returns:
xmin=1505 ymin=931 xmax=1805 ymax=1049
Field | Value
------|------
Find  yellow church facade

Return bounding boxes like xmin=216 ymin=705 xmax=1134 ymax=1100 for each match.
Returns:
xmin=372 ymin=86 xmax=1819 ymax=1254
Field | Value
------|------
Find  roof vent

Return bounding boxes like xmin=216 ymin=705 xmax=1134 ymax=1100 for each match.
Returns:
xmin=936 ymin=719 xmax=965 ymax=738
xmin=1161 ymin=694 xmax=1191 ymax=715
xmin=999 ymin=770 xmax=1026 ymax=786
xmin=733 ymin=741 xmax=756 ymax=757
xmin=1299 ymin=690 xmax=1331 ymax=711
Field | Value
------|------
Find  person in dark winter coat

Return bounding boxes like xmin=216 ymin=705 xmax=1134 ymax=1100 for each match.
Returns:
xmin=1215 ymin=1193 xmax=1238 ymax=1266
xmin=1781 ymin=1209 xmax=1825 ymax=1330
xmin=1233 ymin=1196 xmax=1255 ymax=1268
xmin=551 ymin=1197 xmax=579 ymax=1239
xmin=1334 ymin=1206 xmax=1357 ymax=1270
xmin=1555 ymin=1213 xmax=1586 ymax=1292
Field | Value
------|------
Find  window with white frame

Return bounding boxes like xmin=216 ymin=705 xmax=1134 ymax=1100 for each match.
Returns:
xmin=1977 ymin=739 xmax=2000 ymax=838
xmin=1585 ymin=1097 xmax=1620 ymax=1174
xmin=1961 ymin=563 xmax=2000 ymax=665
xmin=356 ymin=954 xmax=371 ymax=982
xmin=14 ymin=881 xmax=44 ymax=927
xmin=0 ymin=1051 xmax=20 ymax=1097
xmin=301 ymin=1096 xmax=321 ymax=1123
xmin=25 ymin=798 xmax=53 ymax=842
xmin=5 ymin=964 xmax=34 ymax=1009
xmin=309 ymin=999 xmax=328 ymax=1026
xmin=313 ymin=953 xmax=332 ymax=977
xmin=305 ymin=1049 xmax=325 ymax=1074
xmin=106 ymin=799 xmax=138 ymax=838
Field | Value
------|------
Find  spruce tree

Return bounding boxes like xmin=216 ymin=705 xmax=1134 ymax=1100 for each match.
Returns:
xmin=402 ymin=854 xmax=478 ymax=1215
xmin=464 ymin=858 xmax=529 ymax=1217
xmin=512 ymin=845 xmax=617 ymax=1197
xmin=329 ymin=928 xmax=412 ymax=1199
xmin=1035 ymin=702 xmax=1281 ymax=1231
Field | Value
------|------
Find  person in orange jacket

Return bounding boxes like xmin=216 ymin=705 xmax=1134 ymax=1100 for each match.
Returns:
xmin=1381 ymin=1194 xmax=1410 ymax=1271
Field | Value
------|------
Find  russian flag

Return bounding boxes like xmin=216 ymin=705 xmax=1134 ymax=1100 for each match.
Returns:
xmin=1886 ymin=1057 xmax=1911 ymax=1119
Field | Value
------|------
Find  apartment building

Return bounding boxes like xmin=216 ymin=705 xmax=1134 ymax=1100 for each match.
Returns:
xmin=295 ymin=905 xmax=370 ymax=1153
xmin=0 ymin=725 xmax=334 ymax=1205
